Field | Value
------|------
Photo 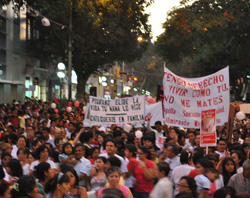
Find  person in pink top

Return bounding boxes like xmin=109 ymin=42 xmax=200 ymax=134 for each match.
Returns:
xmin=97 ymin=167 xmax=133 ymax=198
xmin=128 ymin=146 xmax=155 ymax=198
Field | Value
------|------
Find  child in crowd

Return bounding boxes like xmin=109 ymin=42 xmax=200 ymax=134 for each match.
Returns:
xmin=59 ymin=142 xmax=77 ymax=166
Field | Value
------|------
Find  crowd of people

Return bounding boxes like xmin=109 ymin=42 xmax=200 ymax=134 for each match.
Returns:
xmin=0 ymin=99 xmax=250 ymax=198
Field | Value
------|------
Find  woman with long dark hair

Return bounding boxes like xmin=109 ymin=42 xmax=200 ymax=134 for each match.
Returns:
xmin=44 ymin=173 xmax=71 ymax=198
xmin=231 ymin=150 xmax=244 ymax=173
xmin=128 ymin=146 xmax=155 ymax=198
xmin=221 ymin=157 xmax=237 ymax=186
xmin=6 ymin=159 xmax=23 ymax=185
xmin=34 ymin=162 xmax=54 ymax=196
xmin=177 ymin=176 xmax=198 ymax=198
xmin=11 ymin=175 xmax=42 ymax=198
xmin=29 ymin=145 xmax=57 ymax=174
xmin=62 ymin=165 xmax=87 ymax=198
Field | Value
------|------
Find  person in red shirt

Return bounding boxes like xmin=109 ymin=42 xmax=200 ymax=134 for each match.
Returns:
xmin=127 ymin=146 xmax=155 ymax=198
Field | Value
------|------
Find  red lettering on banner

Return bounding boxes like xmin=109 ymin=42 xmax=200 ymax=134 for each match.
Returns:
xmin=192 ymin=89 xmax=211 ymax=97
xmin=197 ymin=96 xmax=223 ymax=107
xmin=169 ymin=85 xmax=188 ymax=96
xmin=181 ymin=99 xmax=190 ymax=107
xmin=217 ymin=83 xmax=229 ymax=93
xmin=163 ymin=95 xmax=174 ymax=104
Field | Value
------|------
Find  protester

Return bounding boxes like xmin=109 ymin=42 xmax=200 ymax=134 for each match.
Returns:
xmin=0 ymin=99 xmax=250 ymax=198
xmin=99 ymin=139 xmax=128 ymax=178
xmin=6 ymin=158 xmax=23 ymax=184
xmin=33 ymin=162 xmax=54 ymax=196
xmin=221 ymin=157 xmax=237 ymax=186
xmin=89 ymin=156 xmax=107 ymax=191
xmin=128 ymin=146 xmax=155 ymax=198
xmin=177 ymin=176 xmax=198 ymax=198
xmin=0 ymin=182 xmax=12 ymax=198
xmin=44 ymin=173 xmax=71 ymax=198
xmin=11 ymin=175 xmax=42 ymax=198
xmin=97 ymin=167 xmax=133 ymax=198
xmin=163 ymin=143 xmax=181 ymax=178
xmin=62 ymin=165 xmax=88 ymax=198
xmin=73 ymin=143 xmax=92 ymax=188
xmin=227 ymin=159 xmax=250 ymax=197
xmin=171 ymin=150 xmax=195 ymax=195
xmin=149 ymin=162 xmax=172 ymax=198
xmin=29 ymin=145 xmax=57 ymax=174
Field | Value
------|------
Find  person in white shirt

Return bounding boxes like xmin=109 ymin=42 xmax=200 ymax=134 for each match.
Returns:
xmin=150 ymin=162 xmax=173 ymax=198
xmin=74 ymin=143 xmax=92 ymax=188
xmin=163 ymin=143 xmax=181 ymax=178
xmin=146 ymin=114 xmax=166 ymax=150
xmin=215 ymin=138 xmax=228 ymax=158
xmin=171 ymin=150 xmax=195 ymax=195
xmin=99 ymin=139 xmax=128 ymax=178
xmin=29 ymin=145 xmax=57 ymax=174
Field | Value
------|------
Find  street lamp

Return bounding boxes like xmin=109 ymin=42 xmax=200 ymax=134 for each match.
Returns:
xmin=57 ymin=62 xmax=66 ymax=99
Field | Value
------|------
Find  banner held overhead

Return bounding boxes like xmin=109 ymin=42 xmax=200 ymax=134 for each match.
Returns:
xmin=163 ymin=66 xmax=230 ymax=128
xmin=87 ymin=95 xmax=145 ymax=127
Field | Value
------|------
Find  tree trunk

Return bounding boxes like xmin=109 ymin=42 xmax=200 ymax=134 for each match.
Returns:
xmin=76 ymin=74 xmax=89 ymax=102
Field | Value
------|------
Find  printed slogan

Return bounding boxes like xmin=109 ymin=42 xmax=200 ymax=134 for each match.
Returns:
xmin=86 ymin=95 xmax=145 ymax=127
xmin=163 ymin=66 xmax=230 ymax=128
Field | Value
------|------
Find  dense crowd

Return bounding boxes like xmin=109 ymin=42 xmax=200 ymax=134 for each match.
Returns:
xmin=0 ymin=99 xmax=250 ymax=198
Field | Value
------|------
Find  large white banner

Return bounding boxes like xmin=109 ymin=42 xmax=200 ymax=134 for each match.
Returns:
xmin=86 ymin=95 xmax=145 ymax=127
xmin=145 ymin=102 xmax=163 ymax=126
xmin=163 ymin=66 xmax=230 ymax=128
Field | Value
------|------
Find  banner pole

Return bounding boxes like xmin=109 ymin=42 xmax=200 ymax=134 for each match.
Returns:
xmin=206 ymin=146 xmax=208 ymax=155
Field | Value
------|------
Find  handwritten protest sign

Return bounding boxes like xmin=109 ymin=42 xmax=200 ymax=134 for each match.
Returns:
xmin=163 ymin=66 xmax=230 ymax=128
xmin=200 ymin=109 xmax=217 ymax=147
xmin=86 ymin=95 xmax=145 ymax=127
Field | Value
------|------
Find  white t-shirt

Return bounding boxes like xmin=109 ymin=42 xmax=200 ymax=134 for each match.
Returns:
xmin=150 ymin=177 xmax=173 ymax=198
xmin=171 ymin=164 xmax=195 ymax=195
xmin=30 ymin=159 xmax=57 ymax=171
xmin=195 ymin=174 xmax=211 ymax=193
xmin=99 ymin=153 xmax=128 ymax=173
xmin=124 ymin=157 xmax=133 ymax=188
xmin=22 ymin=163 xmax=30 ymax=175
xmin=74 ymin=156 xmax=92 ymax=187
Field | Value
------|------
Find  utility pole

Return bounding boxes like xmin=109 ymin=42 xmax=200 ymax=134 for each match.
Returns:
xmin=68 ymin=7 xmax=72 ymax=100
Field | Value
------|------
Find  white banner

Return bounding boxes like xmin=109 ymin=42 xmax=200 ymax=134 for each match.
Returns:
xmin=86 ymin=96 xmax=145 ymax=127
xmin=145 ymin=102 xmax=163 ymax=126
xmin=163 ymin=66 xmax=230 ymax=128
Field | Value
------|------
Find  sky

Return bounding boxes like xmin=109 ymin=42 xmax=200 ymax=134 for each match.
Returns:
xmin=146 ymin=0 xmax=182 ymax=41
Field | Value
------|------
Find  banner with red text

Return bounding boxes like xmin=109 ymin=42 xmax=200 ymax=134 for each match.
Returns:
xmin=163 ymin=66 xmax=230 ymax=128
xmin=200 ymin=109 xmax=217 ymax=147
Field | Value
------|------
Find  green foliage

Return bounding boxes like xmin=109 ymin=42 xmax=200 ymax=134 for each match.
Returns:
xmin=2 ymin=0 xmax=152 ymax=99
xmin=155 ymin=0 xmax=250 ymax=84
xmin=128 ymin=43 xmax=163 ymax=96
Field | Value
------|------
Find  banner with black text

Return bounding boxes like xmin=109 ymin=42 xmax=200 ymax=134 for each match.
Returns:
xmin=87 ymin=95 xmax=145 ymax=127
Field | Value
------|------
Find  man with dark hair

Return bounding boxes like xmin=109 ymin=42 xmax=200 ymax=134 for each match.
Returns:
xmin=41 ymin=127 xmax=51 ymax=143
xmin=66 ymin=122 xmax=76 ymax=139
xmin=171 ymin=151 xmax=195 ymax=195
xmin=150 ymin=162 xmax=173 ymax=198
xmin=74 ymin=143 xmax=91 ymax=188
xmin=228 ymin=159 xmax=250 ymax=197
xmin=215 ymin=138 xmax=228 ymax=158
xmin=99 ymin=139 xmax=128 ymax=177
xmin=163 ymin=143 xmax=181 ymax=178
xmin=146 ymin=113 xmax=166 ymax=149
xmin=232 ymin=129 xmax=244 ymax=144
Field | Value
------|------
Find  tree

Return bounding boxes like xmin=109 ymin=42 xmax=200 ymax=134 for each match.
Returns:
xmin=127 ymin=43 xmax=164 ymax=96
xmin=155 ymin=0 xmax=250 ymax=86
xmin=2 ymin=0 xmax=153 ymax=100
